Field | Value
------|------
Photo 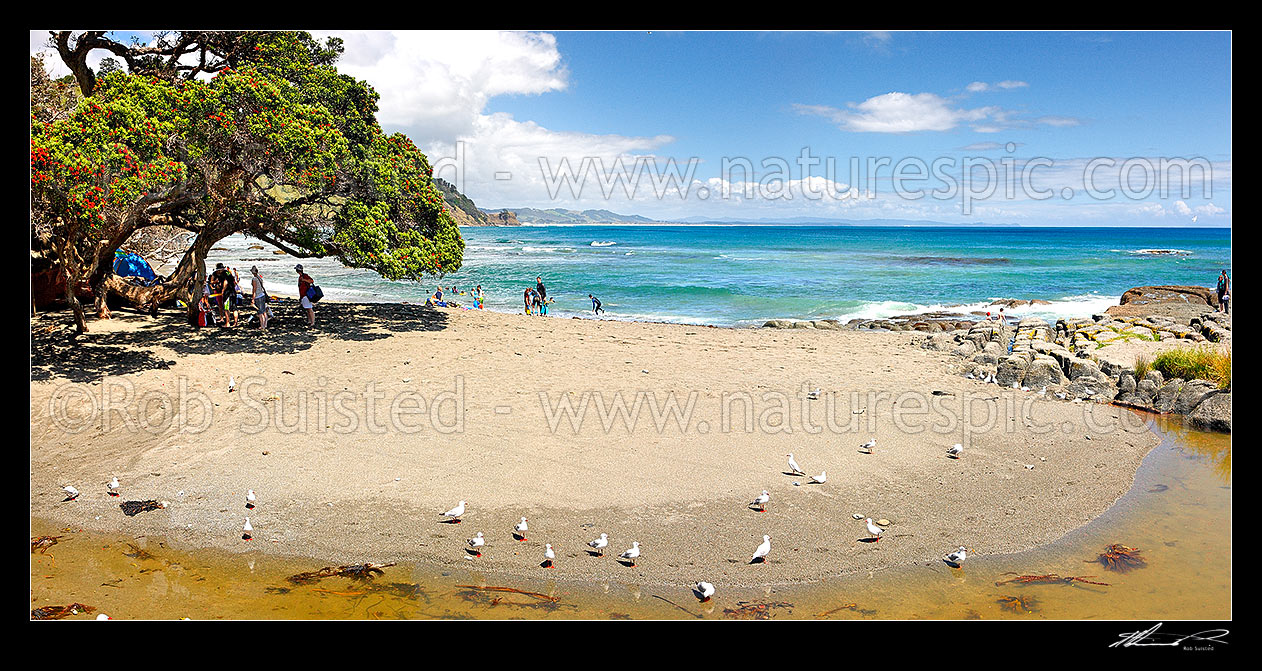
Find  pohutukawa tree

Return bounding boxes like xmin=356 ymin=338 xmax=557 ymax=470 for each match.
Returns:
xmin=30 ymin=30 xmax=464 ymax=332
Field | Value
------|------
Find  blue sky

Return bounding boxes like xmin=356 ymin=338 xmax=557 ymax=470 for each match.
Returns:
xmin=33 ymin=30 xmax=1232 ymax=226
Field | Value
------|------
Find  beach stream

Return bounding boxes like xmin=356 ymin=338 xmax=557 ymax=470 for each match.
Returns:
xmin=30 ymin=417 xmax=1228 ymax=620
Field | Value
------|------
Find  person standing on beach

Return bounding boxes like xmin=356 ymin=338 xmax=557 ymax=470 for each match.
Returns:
xmin=296 ymin=264 xmax=315 ymax=327
xmin=536 ymin=276 xmax=547 ymax=303
xmin=250 ymin=266 xmax=269 ymax=331
xmin=524 ymin=288 xmax=534 ymax=315
xmin=589 ymin=294 xmax=604 ymax=315
xmin=474 ymin=285 xmax=484 ymax=309
xmin=215 ymin=263 xmax=238 ymax=327
xmin=1217 ymin=270 xmax=1230 ymax=313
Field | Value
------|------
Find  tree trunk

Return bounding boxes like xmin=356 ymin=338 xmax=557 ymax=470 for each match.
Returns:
xmin=61 ymin=262 xmax=88 ymax=334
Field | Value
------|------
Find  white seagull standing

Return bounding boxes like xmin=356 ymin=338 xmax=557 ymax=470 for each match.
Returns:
xmin=588 ymin=533 xmax=609 ymax=556
xmin=441 ymin=500 xmax=466 ymax=523
xmin=786 ymin=453 xmax=804 ymax=475
xmin=228 ymin=375 xmax=237 ymax=393
xmin=751 ymin=535 xmax=772 ymax=563
xmin=514 ymin=516 xmax=529 ymax=540
xmin=619 ymin=541 xmax=641 ymax=566
xmin=246 ymin=489 xmax=257 ymax=509
xmin=947 ymin=443 xmax=963 ymax=458
xmin=809 ymin=470 xmax=827 ymax=484
xmin=242 ymin=517 xmax=253 ymax=540
xmin=543 ymin=543 xmax=556 ymax=568
xmin=63 ymin=486 xmax=80 ymax=501
xmin=945 ymin=546 xmax=968 ymax=565
xmin=694 ymin=581 xmax=716 ymax=601
xmin=107 ymin=477 xmax=120 ymax=497
xmin=860 ymin=439 xmax=876 ymax=453
xmin=865 ymin=518 xmax=884 ymax=542
xmin=750 ymin=490 xmax=770 ymax=512
xmin=467 ymin=531 xmax=485 ymax=555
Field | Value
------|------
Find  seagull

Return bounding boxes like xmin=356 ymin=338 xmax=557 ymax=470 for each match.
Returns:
xmin=945 ymin=546 xmax=968 ymax=565
xmin=948 ymin=443 xmax=963 ymax=458
xmin=107 ymin=477 xmax=120 ymax=496
xmin=63 ymin=485 xmax=80 ymax=501
xmin=965 ymin=372 xmax=975 ymax=380
xmin=514 ymin=516 xmax=529 ymax=540
xmin=750 ymin=490 xmax=770 ymax=512
xmin=860 ymin=439 xmax=876 ymax=453
xmin=95 ymin=613 xmax=112 ymax=620
xmin=619 ymin=541 xmax=641 ymax=566
xmin=694 ymin=581 xmax=716 ymax=601
xmin=588 ymin=533 xmax=609 ymax=556
xmin=242 ymin=517 xmax=253 ymax=540
xmin=467 ymin=531 xmax=485 ymax=555
xmin=442 ymin=500 xmax=466 ymax=523
xmin=809 ymin=470 xmax=827 ymax=484
xmin=865 ymin=518 xmax=884 ymax=542
xmin=806 ymin=388 xmax=821 ymax=400
xmin=751 ymin=535 xmax=771 ymax=563
xmin=246 ymin=490 xmax=257 ymax=509
xmin=543 ymin=543 xmax=556 ymax=568
xmin=228 ymin=375 xmax=237 ymax=393
xmin=786 ymin=453 xmax=804 ymax=475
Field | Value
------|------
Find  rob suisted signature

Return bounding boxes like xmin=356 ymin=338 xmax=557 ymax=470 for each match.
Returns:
xmin=1111 ymin=623 xmax=1229 ymax=649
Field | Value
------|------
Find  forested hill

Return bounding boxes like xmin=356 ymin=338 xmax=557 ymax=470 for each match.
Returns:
xmin=436 ymin=178 xmax=520 ymax=227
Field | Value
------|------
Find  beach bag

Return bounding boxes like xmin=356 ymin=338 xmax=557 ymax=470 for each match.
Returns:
xmin=307 ymin=285 xmax=324 ymax=303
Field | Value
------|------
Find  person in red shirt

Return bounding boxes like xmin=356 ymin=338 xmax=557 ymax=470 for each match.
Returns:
xmin=296 ymin=264 xmax=315 ymax=327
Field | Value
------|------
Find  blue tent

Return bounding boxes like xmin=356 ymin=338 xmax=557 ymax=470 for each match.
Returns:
xmin=113 ymin=251 xmax=159 ymax=285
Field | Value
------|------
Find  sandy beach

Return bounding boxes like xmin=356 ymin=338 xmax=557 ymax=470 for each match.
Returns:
xmin=30 ymin=302 xmax=1159 ymax=588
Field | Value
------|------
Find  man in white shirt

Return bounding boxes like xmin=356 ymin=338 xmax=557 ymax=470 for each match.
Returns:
xmin=250 ymin=265 xmax=269 ymax=331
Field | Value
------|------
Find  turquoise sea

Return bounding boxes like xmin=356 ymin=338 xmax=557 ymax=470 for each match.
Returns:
xmin=211 ymin=225 xmax=1232 ymax=327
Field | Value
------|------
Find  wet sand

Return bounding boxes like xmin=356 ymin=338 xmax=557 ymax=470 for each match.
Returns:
xmin=30 ymin=303 xmax=1159 ymax=588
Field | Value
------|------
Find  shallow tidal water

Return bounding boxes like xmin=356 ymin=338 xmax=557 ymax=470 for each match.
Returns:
xmin=31 ymin=417 xmax=1229 ymax=620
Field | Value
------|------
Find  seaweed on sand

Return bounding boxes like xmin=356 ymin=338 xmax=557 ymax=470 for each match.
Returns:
xmin=31 ymin=535 xmax=62 ymax=554
xmin=1092 ymin=544 xmax=1147 ymax=572
xmin=722 ymin=600 xmax=793 ymax=620
xmin=119 ymin=500 xmax=165 ymax=517
xmin=995 ymin=573 xmax=1111 ymax=587
xmin=453 ymin=585 xmax=571 ymax=612
xmin=996 ymin=594 xmax=1040 ymax=614
xmin=286 ymin=562 xmax=396 ymax=585
xmin=32 ymin=603 xmax=95 ymax=620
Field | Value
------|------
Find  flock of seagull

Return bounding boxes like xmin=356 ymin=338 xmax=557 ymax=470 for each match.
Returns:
xmin=58 ymin=433 xmax=973 ymax=605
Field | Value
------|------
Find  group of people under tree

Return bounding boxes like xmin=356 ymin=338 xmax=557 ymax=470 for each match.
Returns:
xmin=196 ymin=263 xmax=317 ymax=331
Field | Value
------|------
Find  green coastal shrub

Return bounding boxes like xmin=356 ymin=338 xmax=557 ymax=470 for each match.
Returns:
xmin=1132 ymin=354 xmax=1152 ymax=381
xmin=1151 ymin=346 xmax=1231 ymax=389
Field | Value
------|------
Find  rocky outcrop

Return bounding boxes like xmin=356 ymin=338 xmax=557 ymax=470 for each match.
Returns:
xmin=1186 ymin=392 xmax=1232 ymax=433
xmin=1107 ymin=285 xmax=1218 ymax=320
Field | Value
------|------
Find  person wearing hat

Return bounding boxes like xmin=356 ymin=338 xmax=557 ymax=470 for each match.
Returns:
xmin=296 ymin=264 xmax=316 ymax=327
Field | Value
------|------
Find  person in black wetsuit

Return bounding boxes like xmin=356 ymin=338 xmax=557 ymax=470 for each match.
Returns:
xmin=536 ymin=276 xmax=547 ymax=302
xmin=589 ymin=294 xmax=604 ymax=315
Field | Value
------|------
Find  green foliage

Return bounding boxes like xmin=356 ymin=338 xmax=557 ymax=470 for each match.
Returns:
xmin=31 ymin=31 xmax=463 ymax=292
xmin=1132 ymin=354 xmax=1152 ymax=381
xmin=1151 ymin=346 xmax=1231 ymax=389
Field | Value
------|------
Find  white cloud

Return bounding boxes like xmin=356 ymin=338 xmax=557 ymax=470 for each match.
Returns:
xmin=313 ymin=30 xmax=676 ymax=208
xmin=797 ymin=86 xmax=1079 ymax=134
xmin=795 ymin=92 xmax=1003 ymax=133
xmin=964 ymin=80 xmax=1029 ymax=94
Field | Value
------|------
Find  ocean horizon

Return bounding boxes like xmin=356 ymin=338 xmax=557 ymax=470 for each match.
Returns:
xmin=209 ymin=225 xmax=1231 ymax=328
